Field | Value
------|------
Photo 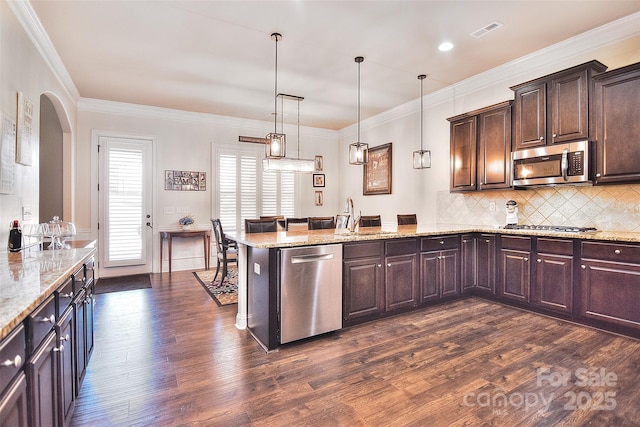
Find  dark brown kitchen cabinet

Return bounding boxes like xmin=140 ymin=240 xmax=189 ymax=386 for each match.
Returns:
xmin=26 ymin=331 xmax=59 ymax=427
xmin=511 ymin=60 xmax=607 ymax=150
xmin=531 ymin=238 xmax=574 ymax=314
xmin=591 ymin=62 xmax=640 ymax=184
xmin=73 ymin=258 xmax=94 ymax=395
xmin=580 ymin=241 xmax=640 ymax=334
xmin=462 ymin=234 xmax=496 ymax=294
xmin=56 ymin=307 xmax=75 ymax=427
xmin=419 ymin=236 xmax=460 ymax=302
xmin=384 ymin=239 xmax=418 ymax=312
xmin=449 ymin=115 xmax=476 ymax=191
xmin=448 ymin=101 xmax=512 ymax=192
xmin=343 ymin=241 xmax=384 ymax=325
xmin=0 ymin=373 xmax=28 ymax=427
xmin=498 ymin=236 xmax=531 ymax=303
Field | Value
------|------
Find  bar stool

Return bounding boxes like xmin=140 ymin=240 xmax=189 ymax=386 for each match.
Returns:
xmin=308 ymin=216 xmax=336 ymax=230
xmin=397 ymin=214 xmax=417 ymax=225
xmin=359 ymin=215 xmax=382 ymax=227
xmin=245 ymin=218 xmax=278 ymax=233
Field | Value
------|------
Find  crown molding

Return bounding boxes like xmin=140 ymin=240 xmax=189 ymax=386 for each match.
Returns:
xmin=78 ymin=98 xmax=338 ymax=140
xmin=339 ymin=11 xmax=640 ymax=139
xmin=8 ymin=0 xmax=80 ymax=101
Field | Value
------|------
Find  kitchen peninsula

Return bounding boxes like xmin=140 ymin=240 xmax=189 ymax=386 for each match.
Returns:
xmin=229 ymin=225 xmax=640 ymax=351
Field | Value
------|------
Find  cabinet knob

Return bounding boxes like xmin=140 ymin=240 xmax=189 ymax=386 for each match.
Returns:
xmin=614 ymin=249 xmax=621 ymax=255
xmin=41 ymin=314 xmax=55 ymax=324
xmin=387 ymin=263 xmax=391 ymax=267
xmin=595 ymin=173 xmax=601 ymax=178
xmin=552 ymin=133 xmax=557 ymax=138
xmin=377 ymin=264 xmax=382 ymax=268
xmin=539 ymin=136 xmax=544 ymax=141
xmin=60 ymin=334 xmax=70 ymax=343
xmin=486 ymin=239 xmax=491 ymax=243
xmin=2 ymin=355 xmax=22 ymax=368
xmin=537 ymin=259 xmax=542 ymax=263
xmin=439 ymin=240 xmax=444 ymax=245
xmin=581 ymin=265 xmax=586 ymax=269
xmin=523 ymin=257 xmax=529 ymax=262
xmin=54 ymin=345 xmax=64 ymax=353
xmin=462 ymin=239 xmax=467 ymax=243
xmin=61 ymin=292 xmax=73 ymax=298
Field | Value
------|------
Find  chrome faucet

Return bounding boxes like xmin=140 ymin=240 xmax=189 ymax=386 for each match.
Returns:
xmin=344 ymin=197 xmax=360 ymax=232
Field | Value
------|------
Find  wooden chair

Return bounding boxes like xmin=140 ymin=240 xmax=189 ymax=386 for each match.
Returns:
xmin=397 ymin=214 xmax=417 ymax=225
xmin=359 ymin=215 xmax=382 ymax=227
xmin=210 ymin=219 xmax=238 ymax=284
xmin=284 ymin=217 xmax=308 ymax=231
xmin=335 ymin=214 xmax=350 ymax=230
xmin=308 ymin=216 xmax=336 ymax=230
xmin=245 ymin=218 xmax=278 ymax=233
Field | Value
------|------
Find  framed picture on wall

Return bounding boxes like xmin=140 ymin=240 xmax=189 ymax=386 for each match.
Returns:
xmin=313 ymin=173 xmax=325 ymax=187
xmin=315 ymin=190 xmax=323 ymax=206
xmin=315 ymin=155 xmax=324 ymax=171
xmin=363 ymin=142 xmax=392 ymax=195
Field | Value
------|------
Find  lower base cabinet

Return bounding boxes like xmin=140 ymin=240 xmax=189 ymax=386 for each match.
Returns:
xmin=56 ymin=307 xmax=75 ymax=427
xmin=343 ymin=242 xmax=384 ymax=325
xmin=499 ymin=236 xmax=532 ymax=303
xmin=420 ymin=236 xmax=461 ymax=303
xmin=0 ymin=373 xmax=28 ymax=427
xmin=531 ymin=238 xmax=574 ymax=314
xmin=26 ymin=331 xmax=59 ymax=427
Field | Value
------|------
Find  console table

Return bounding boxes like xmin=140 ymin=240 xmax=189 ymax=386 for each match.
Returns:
xmin=160 ymin=229 xmax=210 ymax=273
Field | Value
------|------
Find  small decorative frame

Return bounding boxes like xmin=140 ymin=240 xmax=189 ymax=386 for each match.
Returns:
xmin=165 ymin=170 xmax=206 ymax=191
xmin=314 ymin=155 xmax=324 ymax=171
xmin=314 ymin=190 xmax=324 ymax=206
xmin=363 ymin=142 xmax=392 ymax=195
xmin=312 ymin=173 xmax=325 ymax=188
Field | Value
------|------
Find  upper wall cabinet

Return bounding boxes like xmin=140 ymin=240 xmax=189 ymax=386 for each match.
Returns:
xmin=591 ymin=62 xmax=640 ymax=185
xmin=511 ymin=60 xmax=607 ymax=151
xmin=448 ymin=101 xmax=512 ymax=192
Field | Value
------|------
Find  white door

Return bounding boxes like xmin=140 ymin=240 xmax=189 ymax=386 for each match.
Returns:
xmin=97 ymin=136 xmax=153 ymax=277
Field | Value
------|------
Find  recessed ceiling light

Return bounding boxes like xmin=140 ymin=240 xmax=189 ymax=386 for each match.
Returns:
xmin=438 ymin=42 xmax=454 ymax=52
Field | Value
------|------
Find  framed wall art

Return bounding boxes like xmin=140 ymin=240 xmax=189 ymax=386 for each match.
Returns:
xmin=165 ymin=170 xmax=206 ymax=191
xmin=363 ymin=142 xmax=392 ymax=195
xmin=314 ymin=155 xmax=324 ymax=171
xmin=313 ymin=173 xmax=325 ymax=187
xmin=315 ymin=190 xmax=323 ymax=206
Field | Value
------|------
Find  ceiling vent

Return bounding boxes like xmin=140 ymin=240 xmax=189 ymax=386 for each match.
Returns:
xmin=470 ymin=21 xmax=503 ymax=38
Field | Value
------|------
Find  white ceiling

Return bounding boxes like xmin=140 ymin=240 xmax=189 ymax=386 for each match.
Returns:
xmin=29 ymin=1 xmax=640 ymax=131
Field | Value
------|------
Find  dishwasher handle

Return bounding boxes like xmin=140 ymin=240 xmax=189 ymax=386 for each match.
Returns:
xmin=290 ymin=253 xmax=335 ymax=264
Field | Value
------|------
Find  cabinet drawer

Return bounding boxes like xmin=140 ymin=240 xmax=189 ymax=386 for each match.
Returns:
xmin=55 ymin=277 xmax=75 ymax=318
xmin=582 ymin=242 xmax=640 ymax=264
xmin=72 ymin=264 xmax=86 ymax=292
xmin=343 ymin=241 xmax=382 ymax=260
xmin=385 ymin=238 xmax=417 ymax=256
xmin=537 ymin=238 xmax=573 ymax=255
xmin=0 ymin=324 xmax=25 ymax=395
xmin=26 ymin=294 xmax=56 ymax=355
xmin=501 ymin=235 xmax=532 ymax=251
xmin=420 ymin=236 xmax=459 ymax=252
xmin=85 ymin=257 xmax=95 ymax=286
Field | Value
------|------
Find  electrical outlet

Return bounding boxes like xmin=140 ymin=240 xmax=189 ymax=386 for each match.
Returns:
xmin=489 ymin=202 xmax=496 ymax=211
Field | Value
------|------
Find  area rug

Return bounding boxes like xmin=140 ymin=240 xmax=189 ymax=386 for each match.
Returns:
xmin=193 ymin=267 xmax=238 ymax=306
xmin=95 ymin=274 xmax=151 ymax=294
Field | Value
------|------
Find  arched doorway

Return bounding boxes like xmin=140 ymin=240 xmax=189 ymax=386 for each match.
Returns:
xmin=39 ymin=93 xmax=72 ymax=223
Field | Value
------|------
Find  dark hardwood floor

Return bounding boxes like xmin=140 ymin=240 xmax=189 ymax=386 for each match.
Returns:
xmin=71 ymin=271 xmax=640 ymax=426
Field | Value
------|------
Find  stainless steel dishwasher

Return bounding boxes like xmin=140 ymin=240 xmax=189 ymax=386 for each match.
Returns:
xmin=280 ymin=244 xmax=343 ymax=344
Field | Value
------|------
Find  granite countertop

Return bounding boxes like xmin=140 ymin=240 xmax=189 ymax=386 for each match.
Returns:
xmin=0 ymin=242 xmax=96 ymax=340
xmin=228 ymin=223 xmax=640 ymax=248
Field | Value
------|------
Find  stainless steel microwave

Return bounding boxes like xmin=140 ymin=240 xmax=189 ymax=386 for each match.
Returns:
xmin=512 ymin=140 xmax=591 ymax=187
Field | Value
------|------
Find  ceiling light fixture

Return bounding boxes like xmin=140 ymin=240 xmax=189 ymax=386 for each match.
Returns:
xmin=263 ymin=94 xmax=315 ymax=173
xmin=438 ymin=42 xmax=454 ymax=52
xmin=413 ymin=74 xmax=431 ymax=169
xmin=349 ymin=56 xmax=369 ymax=165
xmin=265 ymin=32 xmax=286 ymax=158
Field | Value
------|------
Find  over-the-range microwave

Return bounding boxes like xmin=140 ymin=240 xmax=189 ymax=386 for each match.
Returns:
xmin=512 ymin=140 xmax=591 ymax=187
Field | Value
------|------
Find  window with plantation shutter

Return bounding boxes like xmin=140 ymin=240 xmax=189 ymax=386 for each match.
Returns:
xmin=216 ymin=147 xmax=298 ymax=233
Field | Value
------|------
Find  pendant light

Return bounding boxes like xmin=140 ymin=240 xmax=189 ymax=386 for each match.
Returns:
xmin=263 ymin=94 xmax=315 ymax=172
xmin=413 ymin=74 xmax=431 ymax=169
xmin=349 ymin=56 xmax=369 ymax=165
xmin=265 ymin=32 xmax=286 ymax=158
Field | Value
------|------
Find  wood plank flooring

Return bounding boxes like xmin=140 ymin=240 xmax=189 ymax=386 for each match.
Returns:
xmin=70 ymin=271 xmax=640 ymax=426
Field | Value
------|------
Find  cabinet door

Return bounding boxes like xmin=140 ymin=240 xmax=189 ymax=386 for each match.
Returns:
xmin=56 ymin=307 xmax=75 ymax=427
xmin=550 ymin=70 xmax=588 ymax=144
xmin=450 ymin=116 xmax=477 ymax=191
xmin=343 ymin=257 xmax=384 ymax=323
xmin=73 ymin=289 xmax=87 ymax=395
xmin=461 ymin=235 xmax=476 ymax=291
xmin=440 ymin=249 xmax=460 ymax=298
xmin=533 ymin=253 xmax=573 ymax=314
xmin=26 ymin=332 xmax=59 ymax=427
xmin=592 ymin=63 xmax=640 ymax=184
xmin=477 ymin=104 xmax=512 ymax=189
xmin=476 ymin=236 xmax=496 ymax=294
xmin=0 ymin=373 xmax=28 ymax=427
xmin=499 ymin=249 xmax=531 ymax=303
xmin=513 ymin=82 xmax=546 ymax=150
xmin=385 ymin=254 xmax=418 ymax=311
xmin=85 ymin=283 xmax=95 ymax=363
xmin=581 ymin=260 xmax=640 ymax=332
xmin=419 ymin=251 xmax=440 ymax=302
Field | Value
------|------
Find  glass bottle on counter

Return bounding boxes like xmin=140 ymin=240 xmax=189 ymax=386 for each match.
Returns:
xmin=8 ymin=219 xmax=22 ymax=252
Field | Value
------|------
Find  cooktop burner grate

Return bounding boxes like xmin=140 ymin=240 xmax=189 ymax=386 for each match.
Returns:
xmin=503 ymin=224 xmax=598 ymax=233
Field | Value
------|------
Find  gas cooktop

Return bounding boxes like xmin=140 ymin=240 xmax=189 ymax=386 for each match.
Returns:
xmin=503 ymin=224 xmax=598 ymax=233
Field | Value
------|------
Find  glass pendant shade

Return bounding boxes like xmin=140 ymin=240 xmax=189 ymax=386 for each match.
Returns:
xmin=413 ymin=149 xmax=431 ymax=169
xmin=349 ymin=142 xmax=369 ymax=165
xmin=265 ymin=132 xmax=286 ymax=158
xmin=262 ymin=157 xmax=315 ymax=172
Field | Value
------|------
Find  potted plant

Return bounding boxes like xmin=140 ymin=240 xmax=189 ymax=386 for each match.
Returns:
xmin=179 ymin=215 xmax=195 ymax=230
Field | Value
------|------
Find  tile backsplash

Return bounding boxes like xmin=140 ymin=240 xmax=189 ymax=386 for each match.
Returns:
xmin=437 ymin=184 xmax=640 ymax=232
